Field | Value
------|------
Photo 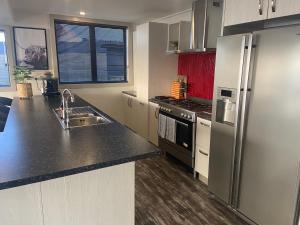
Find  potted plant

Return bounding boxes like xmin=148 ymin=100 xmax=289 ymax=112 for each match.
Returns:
xmin=13 ymin=66 xmax=33 ymax=99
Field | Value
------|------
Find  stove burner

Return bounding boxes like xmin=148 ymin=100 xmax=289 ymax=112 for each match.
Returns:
xmin=157 ymin=96 xmax=212 ymax=122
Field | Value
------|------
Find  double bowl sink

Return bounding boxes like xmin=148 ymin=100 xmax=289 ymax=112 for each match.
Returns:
xmin=53 ymin=106 xmax=111 ymax=129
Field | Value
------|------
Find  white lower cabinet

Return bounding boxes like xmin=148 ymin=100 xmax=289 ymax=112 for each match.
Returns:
xmin=41 ymin=163 xmax=135 ymax=225
xmin=195 ymin=118 xmax=211 ymax=184
xmin=122 ymin=94 xmax=148 ymax=139
xmin=195 ymin=146 xmax=209 ymax=181
xmin=148 ymin=102 xmax=159 ymax=146
xmin=0 ymin=183 xmax=44 ymax=225
xmin=0 ymin=163 xmax=135 ymax=225
xmin=123 ymin=94 xmax=136 ymax=131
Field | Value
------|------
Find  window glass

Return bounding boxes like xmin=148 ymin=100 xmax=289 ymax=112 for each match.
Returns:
xmin=95 ymin=27 xmax=126 ymax=82
xmin=55 ymin=23 xmax=92 ymax=83
xmin=0 ymin=31 xmax=10 ymax=87
xmin=54 ymin=21 xmax=127 ymax=84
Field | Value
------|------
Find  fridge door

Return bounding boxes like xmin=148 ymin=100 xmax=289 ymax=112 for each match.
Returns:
xmin=237 ymin=25 xmax=300 ymax=225
xmin=208 ymin=33 xmax=252 ymax=204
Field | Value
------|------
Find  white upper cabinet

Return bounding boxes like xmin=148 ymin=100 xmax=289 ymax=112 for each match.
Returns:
xmin=224 ymin=0 xmax=300 ymax=26
xmin=268 ymin=0 xmax=300 ymax=19
xmin=224 ymin=0 xmax=269 ymax=26
xmin=134 ymin=22 xmax=178 ymax=102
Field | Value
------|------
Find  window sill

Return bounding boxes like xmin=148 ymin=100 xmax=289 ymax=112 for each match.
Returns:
xmin=59 ymin=81 xmax=133 ymax=89
xmin=0 ymin=86 xmax=16 ymax=92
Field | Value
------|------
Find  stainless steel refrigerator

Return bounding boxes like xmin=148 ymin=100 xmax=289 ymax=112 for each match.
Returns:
xmin=208 ymin=25 xmax=300 ymax=225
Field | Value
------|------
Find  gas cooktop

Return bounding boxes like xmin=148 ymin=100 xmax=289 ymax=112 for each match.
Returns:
xmin=154 ymin=96 xmax=212 ymax=122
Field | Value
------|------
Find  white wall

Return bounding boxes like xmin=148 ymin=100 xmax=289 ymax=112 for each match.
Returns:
xmin=0 ymin=11 xmax=133 ymax=124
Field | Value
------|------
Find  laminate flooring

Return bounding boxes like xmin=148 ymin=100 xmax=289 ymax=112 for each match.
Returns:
xmin=135 ymin=156 xmax=249 ymax=225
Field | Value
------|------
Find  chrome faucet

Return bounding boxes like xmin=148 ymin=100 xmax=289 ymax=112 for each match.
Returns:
xmin=61 ymin=89 xmax=75 ymax=124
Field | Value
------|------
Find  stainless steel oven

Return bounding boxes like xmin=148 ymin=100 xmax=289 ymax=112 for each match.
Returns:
xmin=158 ymin=110 xmax=196 ymax=168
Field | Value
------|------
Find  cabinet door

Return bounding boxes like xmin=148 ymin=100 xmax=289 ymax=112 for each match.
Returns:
xmin=196 ymin=118 xmax=211 ymax=154
xmin=224 ymin=0 xmax=268 ymax=26
xmin=268 ymin=0 xmax=300 ymax=19
xmin=195 ymin=145 xmax=209 ymax=183
xmin=122 ymin=95 xmax=130 ymax=126
xmin=122 ymin=95 xmax=136 ymax=132
xmin=134 ymin=100 xmax=148 ymax=139
xmin=148 ymin=102 xmax=159 ymax=146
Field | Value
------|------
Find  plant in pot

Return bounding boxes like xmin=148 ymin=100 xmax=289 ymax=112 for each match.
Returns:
xmin=13 ymin=66 xmax=33 ymax=99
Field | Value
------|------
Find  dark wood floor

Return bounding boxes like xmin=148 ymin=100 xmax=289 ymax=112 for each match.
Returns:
xmin=135 ymin=156 xmax=248 ymax=225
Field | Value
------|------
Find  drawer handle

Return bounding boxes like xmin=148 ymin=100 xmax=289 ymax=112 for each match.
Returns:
xmin=258 ymin=0 xmax=263 ymax=15
xmin=199 ymin=150 xmax=208 ymax=156
xmin=271 ymin=0 xmax=276 ymax=12
xmin=200 ymin=122 xmax=211 ymax=128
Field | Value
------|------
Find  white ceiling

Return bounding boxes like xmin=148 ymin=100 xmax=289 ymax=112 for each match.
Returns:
xmin=0 ymin=0 xmax=193 ymax=24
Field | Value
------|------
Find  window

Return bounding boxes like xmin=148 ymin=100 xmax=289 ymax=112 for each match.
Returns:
xmin=54 ymin=20 xmax=127 ymax=84
xmin=0 ymin=31 xmax=10 ymax=87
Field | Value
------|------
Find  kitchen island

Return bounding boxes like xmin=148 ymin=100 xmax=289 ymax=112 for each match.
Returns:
xmin=0 ymin=95 xmax=160 ymax=225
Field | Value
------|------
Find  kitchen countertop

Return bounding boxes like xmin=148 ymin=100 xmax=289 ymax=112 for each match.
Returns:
xmin=122 ymin=90 xmax=137 ymax=98
xmin=0 ymin=95 xmax=160 ymax=190
xmin=196 ymin=113 xmax=212 ymax=121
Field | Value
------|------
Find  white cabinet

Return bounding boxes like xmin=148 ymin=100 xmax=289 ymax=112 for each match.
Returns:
xmin=134 ymin=22 xmax=178 ymax=102
xmin=123 ymin=94 xmax=136 ymax=131
xmin=195 ymin=118 xmax=211 ymax=184
xmin=133 ymin=22 xmax=177 ymax=142
xmin=122 ymin=94 xmax=148 ymax=139
xmin=135 ymin=100 xmax=148 ymax=139
xmin=224 ymin=0 xmax=268 ymax=26
xmin=148 ymin=102 xmax=159 ymax=146
xmin=41 ymin=163 xmax=135 ymax=225
xmin=0 ymin=183 xmax=44 ymax=225
xmin=268 ymin=0 xmax=300 ymax=19
xmin=224 ymin=0 xmax=300 ymax=26
xmin=167 ymin=21 xmax=191 ymax=53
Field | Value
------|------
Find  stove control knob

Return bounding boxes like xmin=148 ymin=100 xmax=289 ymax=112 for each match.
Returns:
xmin=168 ymin=109 xmax=172 ymax=112
xmin=187 ymin=115 xmax=192 ymax=119
xmin=184 ymin=114 xmax=187 ymax=118
xmin=181 ymin=113 xmax=184 ymax=117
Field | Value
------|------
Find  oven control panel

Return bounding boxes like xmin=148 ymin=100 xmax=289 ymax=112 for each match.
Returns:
xmin=160 ymin=107 xmax=172 ymax=113
xmin=159 ymin=104 xmax=196 ymax=122
xmin=181 ymin=113 xmax=192 ymax=120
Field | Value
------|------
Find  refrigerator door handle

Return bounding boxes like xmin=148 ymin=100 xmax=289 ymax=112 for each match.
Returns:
xmin=231 ymin=34 xmax=254 ymax=208
xmin=293 ymin=160 xmax=300 ymax=225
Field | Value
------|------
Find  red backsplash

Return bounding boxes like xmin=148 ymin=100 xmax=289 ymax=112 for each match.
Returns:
xmin=178 ymin=52 xmax=216 ymax=100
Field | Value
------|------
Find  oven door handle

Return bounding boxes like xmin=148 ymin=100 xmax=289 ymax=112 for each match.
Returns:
xmin=176 ymin=120 xmax=189 ymax=127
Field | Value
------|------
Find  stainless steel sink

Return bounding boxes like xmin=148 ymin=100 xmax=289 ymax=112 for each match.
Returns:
xmin=53 ymin=106 xmax=111 ymax=129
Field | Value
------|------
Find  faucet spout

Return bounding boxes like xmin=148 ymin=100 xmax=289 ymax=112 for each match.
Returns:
xmin=61 ymin=89 xmax=75 ymax=126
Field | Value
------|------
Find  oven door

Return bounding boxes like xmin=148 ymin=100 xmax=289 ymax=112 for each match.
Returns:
xmin=176 ymin=120 xmax=193 ymax=151
xmin=158 ymin=111 xmax=195 ymax=167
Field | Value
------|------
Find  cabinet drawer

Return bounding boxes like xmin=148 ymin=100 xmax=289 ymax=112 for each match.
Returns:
xmin=195 ymin=146 xmax=209 ymax=179
xmin=196 ymin=118 xmax=211 ymax=154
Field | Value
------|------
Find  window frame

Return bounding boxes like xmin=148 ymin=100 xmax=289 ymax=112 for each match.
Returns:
xmin=0 ymin=25 xmax=15 ymax=91
xmin=54 ymin=19 xmax=128 ymax=84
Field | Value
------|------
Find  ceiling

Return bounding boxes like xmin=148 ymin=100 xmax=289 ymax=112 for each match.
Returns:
xmin=0 ymin=0 xmax=193 ymax=24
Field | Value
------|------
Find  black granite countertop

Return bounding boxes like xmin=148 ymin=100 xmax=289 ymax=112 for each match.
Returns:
xmin=0 ymin=95 xmax=160 ymax=190
xmin=122 ymin=90 xmax=137 ymax=98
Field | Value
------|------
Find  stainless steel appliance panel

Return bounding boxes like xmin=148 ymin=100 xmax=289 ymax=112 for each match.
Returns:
xmin=190 ymin=0 xmax=223 ymax=51
xmin=237 ymin=26 xmax=300 ymax=225
xmin=208 ymin=34 xmax=251 ymax=203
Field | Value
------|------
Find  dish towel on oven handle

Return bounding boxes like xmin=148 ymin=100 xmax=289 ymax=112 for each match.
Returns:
xmin=158 ymin=114 xmax=167 ymax=138
xmin=166 ymin=117 xmax=176 ymax=143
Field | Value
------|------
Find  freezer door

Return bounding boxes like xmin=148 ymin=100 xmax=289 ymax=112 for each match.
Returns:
xmin=237 ymin=25 xmax=300 ymax=225
xmin=208 ymin=33 xmax=252 ymax=204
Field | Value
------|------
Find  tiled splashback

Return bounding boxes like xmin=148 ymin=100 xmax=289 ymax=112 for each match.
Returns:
xmin=178 ymin=52 xmax=216 ymax=100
